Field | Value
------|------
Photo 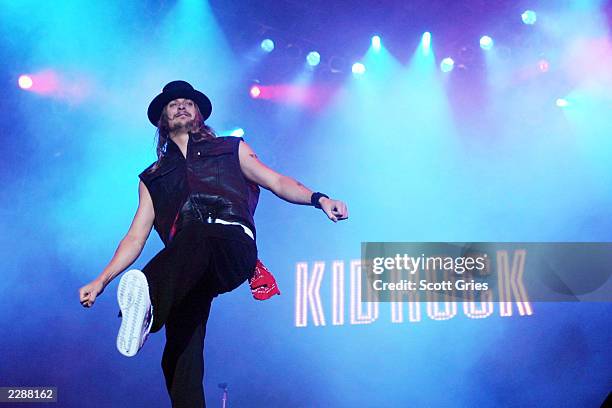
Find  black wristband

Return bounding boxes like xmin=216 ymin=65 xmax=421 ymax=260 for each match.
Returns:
xmin=311 ymin=192 xmax=329 ymax=209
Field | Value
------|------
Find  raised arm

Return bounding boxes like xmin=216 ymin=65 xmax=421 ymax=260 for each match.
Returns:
xmin=238 ymin=140 xmax=348 ymax=222
xmin=79 ymin=180 xmax=155 ymax=307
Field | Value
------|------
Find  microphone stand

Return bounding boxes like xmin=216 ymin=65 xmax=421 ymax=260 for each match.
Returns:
xmin=218 ymin=383 xmax=229 ymax=408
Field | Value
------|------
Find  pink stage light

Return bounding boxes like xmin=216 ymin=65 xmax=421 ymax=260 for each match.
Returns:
xmin=249 ymin=83 xmax=336 ymax=112
xmin=15 ymin=69 xmax=90 ymax=104
xmin=18 ymin=70 xmax=59 ymax=95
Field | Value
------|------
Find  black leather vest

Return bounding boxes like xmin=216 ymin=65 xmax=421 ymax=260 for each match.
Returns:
xmin=138 ymin=135 xmax=260 ymax=246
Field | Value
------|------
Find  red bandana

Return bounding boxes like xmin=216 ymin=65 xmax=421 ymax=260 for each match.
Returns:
xmin=249 ymin=259 xmax=281 ymax=300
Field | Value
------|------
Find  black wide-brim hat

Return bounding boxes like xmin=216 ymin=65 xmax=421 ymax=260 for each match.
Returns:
xmin=147 ymin=80 xmax=212 ymax=126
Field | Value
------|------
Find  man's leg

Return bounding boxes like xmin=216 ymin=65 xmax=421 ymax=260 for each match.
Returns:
xmin=141 ymin=224 xmax=212 ymax=333
xmin=161 ymin=281 xmax=214 ymax=408
xmin=137 ymin=224 xmax=255 ymax=406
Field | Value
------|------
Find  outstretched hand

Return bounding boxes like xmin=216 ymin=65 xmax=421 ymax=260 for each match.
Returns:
xmin=79 ymin=279 xmax=105 ymax=308
xmin=319 ymin=198 xmax=349 ymax=223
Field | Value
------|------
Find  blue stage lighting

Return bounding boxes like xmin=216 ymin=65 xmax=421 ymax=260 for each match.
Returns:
xmin=261 ymin=39 xmax=275 ymax=53
xmin=421 ymin=32 xmax=431 ymax=54
xmin=556 ymin=98 xmax=569 ymax=108
xmin=371 ymin=35 xmax=381 ymax=51
xmin=440 ymin=57 xmax=454 ymax=73
xmin=521 ymin=10 xmax=537 ymax=25
xmin=479 ymin=35 xmax=494 ymax=50
xmin=352 ymin=62 xmax=366 ymax=76
xmin=306 ymin=51 xmax=321 ymax=66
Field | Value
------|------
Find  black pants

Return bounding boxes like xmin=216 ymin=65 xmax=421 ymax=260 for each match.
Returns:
xmin=142 ymin=221 xmax=257 ymax=408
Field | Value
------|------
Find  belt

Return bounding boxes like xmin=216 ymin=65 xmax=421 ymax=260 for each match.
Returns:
xmin=187 ymin=196 xmax=254 ymax=240
xmin=205 ymin=217 xmax=254 ymax=240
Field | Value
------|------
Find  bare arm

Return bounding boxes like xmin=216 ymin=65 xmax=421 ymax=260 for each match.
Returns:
xmin=238 ymin=141 xmax=348 ymax=222
xmin=79 ymin=181 xmax=155 ymax=307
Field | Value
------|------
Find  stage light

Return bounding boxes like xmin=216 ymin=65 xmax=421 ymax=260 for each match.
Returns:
xmin=479 ymin=35 xmax=494 ymax=50
xmin=18 ymin=75 xmax=33 ymax=89
xmin=421 ymin=32 xmax=431 ymax=54
xmin=230 ymin=128 xmax=245 ymax=137
xmin=371 ymin=35 xmax=381 ymax=51
xmin=440 ymin=57 xmax=454 ymax=73
xmin=538 ymin=59 xmax=549 ymax=72
xmin=306 ymin=51 xmax=321 ymax=67
xmin=521 ymin=10 xmax=537 ymax=25
xmin=261 ymin=39 xmax=275 ymax=53
xmin=556 ymin=98 xmax=569 ymax=107
xmin=250 ymin=85 xmax=261 ymax=98
xmin=352 ymin=62 xmax=366 ymax=76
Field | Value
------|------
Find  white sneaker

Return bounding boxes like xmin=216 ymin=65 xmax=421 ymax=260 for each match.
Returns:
xmin=116 ymin=269 xmax=153 ymax=357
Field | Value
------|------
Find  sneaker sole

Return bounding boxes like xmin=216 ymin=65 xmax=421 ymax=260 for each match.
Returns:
xmin=116 ymin=269 xmax=151 ymax=357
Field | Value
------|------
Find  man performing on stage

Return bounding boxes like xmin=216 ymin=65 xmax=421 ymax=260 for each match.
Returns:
xmin=78 ymin=80 xmax=348 ymax=407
